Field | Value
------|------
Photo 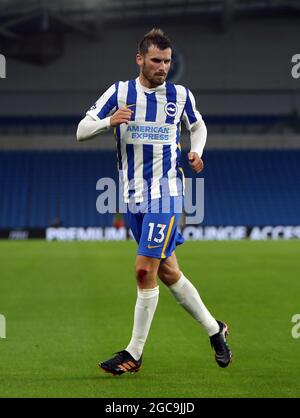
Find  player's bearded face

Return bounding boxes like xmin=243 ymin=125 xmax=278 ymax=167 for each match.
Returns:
xmin=141 ymin=46 xmax=172 ymax=87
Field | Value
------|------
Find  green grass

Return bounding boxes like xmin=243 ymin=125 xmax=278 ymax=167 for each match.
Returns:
xmin=0 ymin=240 xmax=300 ymax=398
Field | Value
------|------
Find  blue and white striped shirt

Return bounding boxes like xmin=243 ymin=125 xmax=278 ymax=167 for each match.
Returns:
xmin=87 ymin=77 xmax=203 ymax=203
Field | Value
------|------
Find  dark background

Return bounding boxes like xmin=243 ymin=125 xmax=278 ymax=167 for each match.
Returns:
xmin=0 ymin=0 xmax=299 ymax=232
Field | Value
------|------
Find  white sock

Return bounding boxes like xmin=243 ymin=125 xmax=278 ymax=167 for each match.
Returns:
xmin=169 ymin=272 xmax=219 ymax=336
xmin=126 ymin=286 xmax=159 ymax=361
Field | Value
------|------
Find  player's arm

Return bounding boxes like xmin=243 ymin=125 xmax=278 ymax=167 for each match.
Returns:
xmin=76 ymin=107 xmax=134 ymax=142
xmin=182 ymin=89 xmax=207 ymax=174
xmin=76 ymin=114 xmax=111 ymax=142
xmin=188 ymin=118 xmax=207 ymax=173
xmin=76 ymin=83 xmax=132 ymax=142
xmin=77 ymin=83 xmax=116 ymax=142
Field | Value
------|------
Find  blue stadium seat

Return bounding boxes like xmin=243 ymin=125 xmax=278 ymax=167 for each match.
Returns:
xmin=0 ymin=150 xmax=299 ymax=228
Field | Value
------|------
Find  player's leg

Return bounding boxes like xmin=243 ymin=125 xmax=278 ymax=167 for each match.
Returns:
xmin=158 ymin=252 xmax=219 ymax=335
xmin=158 ymin=252 xmax=232 ymax=368
xmin=124 ymin=255 xmax=160 ymax=362
xmin=100 ymin=211 xmax=163 ymax=375
xmin=157 ymin=251 xmax=181 ymax=285
xmin=124 ymin=208 xmax=182 ymax=363
xmin=135 ymin=254 xmax=160 ymax=289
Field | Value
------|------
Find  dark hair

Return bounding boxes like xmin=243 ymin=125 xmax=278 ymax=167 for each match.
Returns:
xmin=138 ymin=28 xmax=171 ymax=55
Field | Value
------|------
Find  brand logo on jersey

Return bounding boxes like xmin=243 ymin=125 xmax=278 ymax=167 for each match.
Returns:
xmin=164 ymin=102 xmax=178 ymax=118
xmin=127 ymin=125 xmax=169 ymax=141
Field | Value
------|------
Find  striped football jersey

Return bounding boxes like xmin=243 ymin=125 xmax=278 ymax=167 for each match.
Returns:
xmin=87 ymin=77 xmax=203 ymax=203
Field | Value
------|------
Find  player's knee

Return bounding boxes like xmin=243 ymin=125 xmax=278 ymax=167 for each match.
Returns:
xmin=158 ymin=266 xmax=180 ymax=285
xmin=136 ymin=267 xmax=149 ymax=281
xmin=157 ymin=268 xmax=167 ymax=282
xmin=135 ymin=266 xmax=157 ymax=287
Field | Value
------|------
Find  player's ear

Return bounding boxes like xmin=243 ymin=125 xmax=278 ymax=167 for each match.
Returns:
xmin=136 ymin=53 xmax=143 ymax=67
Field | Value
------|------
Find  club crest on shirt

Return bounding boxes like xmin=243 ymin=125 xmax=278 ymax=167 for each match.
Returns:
xmin=164 ymin=102 xmax=178 ymax=118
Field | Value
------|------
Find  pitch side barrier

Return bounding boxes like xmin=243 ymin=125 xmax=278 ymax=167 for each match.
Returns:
xmin=1 ymin=226 xmax=300 ymax=241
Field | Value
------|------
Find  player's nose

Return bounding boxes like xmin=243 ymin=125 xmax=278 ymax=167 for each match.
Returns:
xmin=158 ymin=62 xmax=165 ymax=71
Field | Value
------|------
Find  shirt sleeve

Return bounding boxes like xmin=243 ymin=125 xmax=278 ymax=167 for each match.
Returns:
xmin=76 ymin=115 xmax=111 ymax=142
xmin=182 ymin=88 xmax=203 ymax=131
xmin=86 ymin=83 xmax=118 ymax=121
xmin=190 ymin=119 xmax=207 ymax=158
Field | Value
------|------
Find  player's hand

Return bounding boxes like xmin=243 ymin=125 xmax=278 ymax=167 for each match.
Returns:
xmin=188 ymin=152 xmax=204 ymax=173
xmin=110 ymin=106 xmax=133 ymax=127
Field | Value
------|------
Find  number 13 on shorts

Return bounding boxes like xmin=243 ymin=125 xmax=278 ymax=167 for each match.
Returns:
xmin=137 ymin=214 xmax=180 ymax=259
xmin=147 ymin=223 xmax=167 ymax=244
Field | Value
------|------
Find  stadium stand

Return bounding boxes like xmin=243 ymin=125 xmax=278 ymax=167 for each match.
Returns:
xmin=1 ymin=4 xmax=299 ymax=235
xmin=1 ymin=149 xmax=299 ymax=228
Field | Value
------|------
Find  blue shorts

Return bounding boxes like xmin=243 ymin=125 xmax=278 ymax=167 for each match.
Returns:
xmin=125 ymin=196 xmax=185 ymax=259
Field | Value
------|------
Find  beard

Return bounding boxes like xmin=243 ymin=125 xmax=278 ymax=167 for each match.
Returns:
xmin=142 ymin=63 xmax=166 ymax=87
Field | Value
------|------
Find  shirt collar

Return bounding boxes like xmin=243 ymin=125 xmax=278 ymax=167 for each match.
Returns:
xmin=136 ymin=77 xmax=166 ymax=93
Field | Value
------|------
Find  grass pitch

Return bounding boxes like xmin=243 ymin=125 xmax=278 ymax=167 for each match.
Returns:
xmin=0 ymin=240 xmax=299 ymax=398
